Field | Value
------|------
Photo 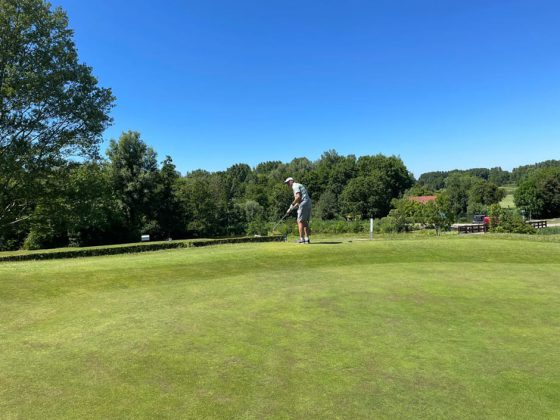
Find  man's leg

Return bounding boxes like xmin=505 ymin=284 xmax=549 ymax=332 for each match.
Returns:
xmin=303 ymin=221 xmax=311 ymax=243
xmin=298 ymin=221 xmax=304 ymax=240
xmin=298 ymin=203 xmax=311 ymax=243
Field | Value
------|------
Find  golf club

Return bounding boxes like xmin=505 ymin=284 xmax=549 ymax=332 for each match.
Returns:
xmin=272 ymin=212 xmax=290 ymax=232
xmin=271 ymin=204 xmax=299 ymax=233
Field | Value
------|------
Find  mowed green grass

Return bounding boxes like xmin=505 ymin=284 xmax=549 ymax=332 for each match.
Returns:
xmin=500 ymin=185 xmax=517 ymax=208
xmin=499 ymin=193 xmax=516 ymax=208
xmin=1 ymin=236 xmax=559 ymax=419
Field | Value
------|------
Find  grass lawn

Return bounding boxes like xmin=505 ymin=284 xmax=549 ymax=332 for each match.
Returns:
xmin=1 ymin=235 xmax=559 ymax=418
xmin=499 ymin=185 xmax=517 ymax=208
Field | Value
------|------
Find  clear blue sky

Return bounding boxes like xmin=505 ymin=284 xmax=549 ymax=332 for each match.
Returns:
xmin=52 ymin=0 xmax=559 ymax=177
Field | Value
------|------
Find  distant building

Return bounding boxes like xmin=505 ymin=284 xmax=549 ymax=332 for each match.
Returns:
xmin=409 ymin=195 xmax=437 ymax=204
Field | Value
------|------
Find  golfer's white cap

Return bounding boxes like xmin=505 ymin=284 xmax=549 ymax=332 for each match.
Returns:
xmin=284 ymin=177 xmax=294 ymax=184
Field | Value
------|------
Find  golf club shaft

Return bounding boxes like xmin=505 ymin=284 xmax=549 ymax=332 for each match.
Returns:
xmin=272 ymin=213 xmax=289 ymax=231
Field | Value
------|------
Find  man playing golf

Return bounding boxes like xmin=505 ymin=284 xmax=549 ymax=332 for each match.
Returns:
xmin=284 ymin=177 xmax=312 ymax=244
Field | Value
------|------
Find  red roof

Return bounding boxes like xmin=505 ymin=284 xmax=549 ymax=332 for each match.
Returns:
xmin=409 ymin=195 xmax=437 ymax=204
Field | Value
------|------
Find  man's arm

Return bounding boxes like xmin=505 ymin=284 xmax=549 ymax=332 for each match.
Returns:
xmin=287 ymin=192 xmax=302 ymax=213
xmin=292 ymin=192 xmax=302 ymax=207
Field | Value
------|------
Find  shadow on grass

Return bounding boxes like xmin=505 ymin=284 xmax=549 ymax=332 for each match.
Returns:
xmin=311 ymin=241 xmax=343 ymax=245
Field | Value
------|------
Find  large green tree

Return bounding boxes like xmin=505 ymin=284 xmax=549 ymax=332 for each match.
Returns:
xmin=340 ymin=175 xmax=391 ymax=219
xmin=154 ymin=156 xmax=185 ymax=239
xmin=340 ymin=155 xmax=414 ymax=219
xmin=445 ymin=173 xmax=476 ymax=217
xmin=467 ymin=178 xmax=505 ymax=214
xmin=177 ymin=170 xmax=230 ymax=237
xmin=0 ymin=0 xmax=114 ymax=235
xmin=514 ymin=167 xmax=560 ymax=219
xmin=356 ymin=155 xmax=414 ymax=197
xmin=223 ymin=163 xmax=252 ymax=200
xmin=313 ymin=151 xmax=357 ymax=199
xmin=106 ymin=131 xmax=159 ymax=240
xmin=23 ymin=162 xmax=122 ymax=249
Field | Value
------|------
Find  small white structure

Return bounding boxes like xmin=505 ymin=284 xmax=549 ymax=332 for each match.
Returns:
xmin=141 ymin=234 xmax=150 ymax=242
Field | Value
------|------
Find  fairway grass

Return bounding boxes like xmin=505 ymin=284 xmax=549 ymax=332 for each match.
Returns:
xmin=1 ymin=236 xmax=559 ymax=418
xmin=499 ymin=193 xmax=515 ymax=208
xmin=499 ymin=185 xmax=517 ymax=209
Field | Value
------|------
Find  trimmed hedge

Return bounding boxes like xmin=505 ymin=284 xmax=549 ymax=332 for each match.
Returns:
xmin=0 ymin=235 xmax=285 ymax=263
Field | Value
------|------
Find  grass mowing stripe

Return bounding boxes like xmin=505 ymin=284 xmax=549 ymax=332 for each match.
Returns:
xmin=1 ymin=236 xmax=559 ymax=418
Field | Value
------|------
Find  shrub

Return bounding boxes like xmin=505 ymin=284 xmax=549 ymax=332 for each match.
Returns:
xmin=303 ymin=219 xmax=370 ymax=234
xmin=247 ymin=219 xmax=268 ymax=236
xmin=488 ymin=204 xmax=536 ymax=234
xmin=536 ymin=227 xmax=560 ymax=235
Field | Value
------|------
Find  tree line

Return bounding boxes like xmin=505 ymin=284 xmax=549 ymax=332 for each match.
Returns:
xmin=2 ymin=129 xmax=419 ymax=249
xmin=1 ymin=0 xmax=559 ymax=250
xmin=3 ymin=126 xmax=559 ymax=250
xmin=418 ymin=161 xmax=560 ymax=190
xmin=417 ymin=162 xmax=560 ymax=220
